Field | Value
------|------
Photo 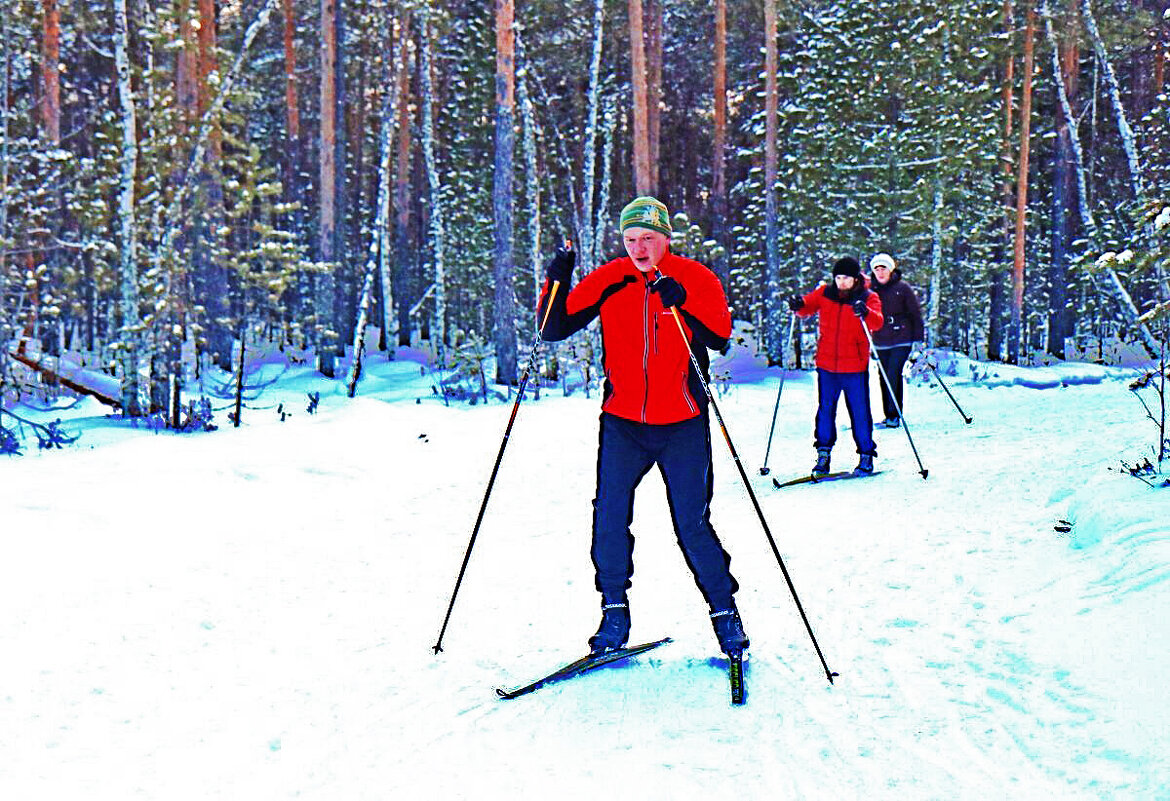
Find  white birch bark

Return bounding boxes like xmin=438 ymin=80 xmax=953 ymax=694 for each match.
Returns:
xmin=593 ymin=95 xmax=617 ymax=264
xmin=1043 ymin=3 xmax=1159 ymax=353
xmin=114 ymin=0 xmax=141 ymax=415
xmin=346 ymin=14 xmax=402 ymax=398
xmin=929 ymin=173 xmax=942 ymax=347
xmin=580 ymin=0 xmax=605 ymax=272
xmin=418 ymin=5 xmax=447 ymax=351
xmin=0 ymin=7 xmax=10 ymax=380
xmin=516 ymin=35 xmax=541 ymax=304
xmin=1079 ymin=0 xmax=1144 ymax=201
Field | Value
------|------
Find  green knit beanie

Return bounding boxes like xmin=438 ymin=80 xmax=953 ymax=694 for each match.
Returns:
xmin=619 ymin=196 xmax=672 ymax=236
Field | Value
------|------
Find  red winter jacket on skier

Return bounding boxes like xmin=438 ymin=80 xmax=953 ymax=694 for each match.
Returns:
xmin=793 ymin=281 xmax=884 ymax=373
xmin=537 ymin=251 xmax=732 ymax=425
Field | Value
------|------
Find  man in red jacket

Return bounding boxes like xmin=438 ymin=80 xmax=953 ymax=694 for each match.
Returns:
xmin=788 ymin=257 xmax=884 ymax=477
xmin=537 ymin=196 xmax=748 ymax=658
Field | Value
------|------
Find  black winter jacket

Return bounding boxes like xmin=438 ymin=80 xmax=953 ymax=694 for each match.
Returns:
xmin=871 ymin=270 xmax=924 ymax=349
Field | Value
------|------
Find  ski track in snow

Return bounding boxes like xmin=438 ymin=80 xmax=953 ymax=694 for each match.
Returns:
xmin=1 ymin=350 xmax=1168 ymax=799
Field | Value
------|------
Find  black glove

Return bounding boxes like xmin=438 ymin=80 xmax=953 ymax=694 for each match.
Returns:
xmin=650 ymin=276 xmax=686 ymax=308
xmin=787 ymin=294 xmax=804 ymax=312
xmin=544 ymin=246 xmax=576 ymax=284
xmin=852 ymin=298 xmax=868 ymax=318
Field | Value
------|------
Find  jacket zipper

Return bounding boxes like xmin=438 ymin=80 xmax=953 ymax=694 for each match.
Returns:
xmin=641 ymin=280 xmax=651 ymax=422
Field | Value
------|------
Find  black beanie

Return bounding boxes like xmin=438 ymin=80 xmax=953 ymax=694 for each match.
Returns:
xmin=832 ymin=257 xmax=861 ymax=278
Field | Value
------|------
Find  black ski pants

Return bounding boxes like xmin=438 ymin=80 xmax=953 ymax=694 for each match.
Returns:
xmin=875 ymin=345 xmax=912 ymax=420
xmin=591 ymin=412 xmax=738 ymax=612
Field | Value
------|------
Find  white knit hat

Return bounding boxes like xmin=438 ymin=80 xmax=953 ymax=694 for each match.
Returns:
xmin=870 ymin=253 xmax=896 ymax=271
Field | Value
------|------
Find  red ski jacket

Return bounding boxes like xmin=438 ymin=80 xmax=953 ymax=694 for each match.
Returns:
xmin=793 ymin=282 xmax=883 ymax=373
xmin=537 ymin=252 xmax=732 ymax=425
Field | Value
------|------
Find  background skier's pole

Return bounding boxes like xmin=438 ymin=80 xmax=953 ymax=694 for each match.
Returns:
xmin=759 ymin=314 xmax=797 ymax=476
xmin=861 ymin=320 xmax=929 ymax=480
xmin=657 ymin=285 xmax=837 ymax=684
xmin=432 ymin=248 xmax=567 ymax=655
xmin=927 ymin=361 xmax=973 ymax=424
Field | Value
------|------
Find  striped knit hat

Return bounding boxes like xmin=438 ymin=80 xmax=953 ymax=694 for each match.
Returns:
xmin=619 ymin=196 xmax=672 ymax=236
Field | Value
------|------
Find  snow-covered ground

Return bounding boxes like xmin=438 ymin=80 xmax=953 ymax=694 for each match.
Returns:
xmin=1 ymin=337 xmax=1168 ymax=800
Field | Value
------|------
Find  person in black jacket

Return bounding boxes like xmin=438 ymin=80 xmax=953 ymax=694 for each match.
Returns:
xmin=868 ymin=253 xmax=925 ymax=428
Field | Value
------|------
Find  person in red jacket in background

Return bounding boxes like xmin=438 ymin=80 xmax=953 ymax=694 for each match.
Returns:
xmin=536 ymin=196 xmax=749 ymax=659
xmin=787 ymin=256 xmax=884 ymax=477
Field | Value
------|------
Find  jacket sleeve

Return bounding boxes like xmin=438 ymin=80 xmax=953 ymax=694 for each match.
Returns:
xmin=537 ymin=262 xmax=634 ymax=342
xmin=864 ymin=291 xmax=884 ymax=332
xmin=677 ymin=265 xmax=732 ymax=351
xmin=793 ymin=287 xmax=820 ymax=318
xmin=905 ymin=285 xmax=926 ymax=342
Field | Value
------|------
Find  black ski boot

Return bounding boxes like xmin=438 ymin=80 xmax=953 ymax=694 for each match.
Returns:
xmin=854 ymin=453 xmax=875 ymax=475
xmin=588 ymin=602 xmax=630 ymax=654
xmin=812 ymin=447 xmax=832 ymax=477
xmin=710 ymin=607 xmax=750 ymax=655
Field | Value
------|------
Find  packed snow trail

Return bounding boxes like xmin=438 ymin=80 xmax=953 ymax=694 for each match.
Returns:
xmin=1 ymin=348 xmax=1167 ymax=799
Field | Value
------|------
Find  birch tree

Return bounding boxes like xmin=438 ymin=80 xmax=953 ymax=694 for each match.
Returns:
xmin=763 ymin=0 xmax=781 ymax=364
xmin=419 ymin=3 xmax=447 ymax=352
xmin=711 ymin=0 xmax=728 ymax=286
xmin=114 ymin=0 xmax=142 ymax=415
xmin=1041 ymin=1 xmax=1160 ymax=353
xmin=579 ymin=0 xmax=605 ymax=273
xmin=346 ymin=7 xmax=404 ymax=397
xmin=0 ymin=9 xmax=12 ymax=388
xmin=393 ymin=10 xmax=414 ymax=348
xmin=516 ymin=31 xmax=542 ymax=300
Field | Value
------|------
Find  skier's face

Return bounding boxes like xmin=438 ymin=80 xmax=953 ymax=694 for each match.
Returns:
xmin=834 ymin=274 xmax=857 ymax=292
xmin=872 ymin=264 xmax=892 ymax=284
xmin=623 ymin=227 xmax=669 ymax=273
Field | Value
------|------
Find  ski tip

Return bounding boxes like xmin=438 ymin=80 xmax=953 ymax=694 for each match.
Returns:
xmin=771 ymin=477 xmax=781 ymax=488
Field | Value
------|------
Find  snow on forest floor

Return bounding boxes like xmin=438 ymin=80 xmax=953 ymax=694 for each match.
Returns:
xmin=1 ymin=340 xmax=1168 ymax=800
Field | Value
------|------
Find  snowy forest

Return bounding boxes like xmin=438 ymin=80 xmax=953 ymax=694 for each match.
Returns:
xmin=1 ymin=0 xmax=1169 ymax=425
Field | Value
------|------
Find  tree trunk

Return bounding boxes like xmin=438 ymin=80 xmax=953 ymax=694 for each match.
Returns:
xmin=195 ymin=0 xmax=232 ymax=372
xmin=990 ymin=0 xmax=1015 ymax=362
xmin=393 ymin=10 xmax=413 ymax=348
xmin=1010 ymin=4 xmax=1035 ymax=365
xmin=0 ymin=15 xmax=9 ymax=387
xmin=418 ymin=4 xmax=447 ymax=351
xmin=646 ymin=0 xmax=662 ymax=195
xmin=516 ymin=30 xmax=542 ymax=311
xmin=628 ymin=0 xmax=651 ymax=196
xmin=318 ymin=0 xmax=339 ymax=376
xmin=1048 ymin=1 xmax=1079 ymax=359
xmin=1042 ymin=1 xmax=1160 ymax=354
xmin=40 ymin=0 xmax=60 ymax=144
xmin=580 ymin=0 xmax=605 ymax=272
xmin=282 ymin=0 xmax=301 ymax=201
xmin=113 ymin=0 xmax=141 ymax=415
xmin=1080 ymin=0 xmax=1145 ymax=202
xmin=493 ymin=0 xmax=517 ymax=385
xmin=764 ymin=0 xmax=781 ymax=364
xmin=712 ymin=0 xmax=728 ymax=286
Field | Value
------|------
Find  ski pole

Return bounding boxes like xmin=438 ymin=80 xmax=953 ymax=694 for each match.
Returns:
xmin=860 ymin=320 xmax=929 ymax=480
xmin=432 ymin=244 xmax=569 ymax=655
xmin=927 ymin=361 xmax=973 ymax=425
xmin=656 ymin=275 xmax=838 ymax=685
xmin=759 ymin=314 xmax=797 ymax=476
